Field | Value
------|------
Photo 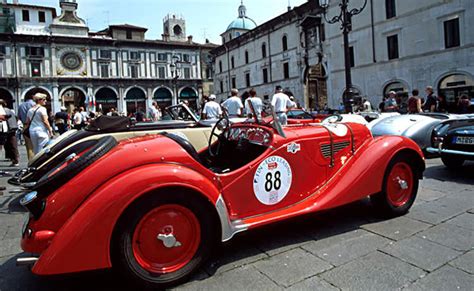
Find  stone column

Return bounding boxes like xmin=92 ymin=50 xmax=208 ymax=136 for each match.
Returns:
xmin=51 ymin=45 xmax=57 ymax=77
xmin=52 ymin=83 xmax=60 ymax=113
xmin=147 ymin=87 xmax=153 ymax=114
xmin=118 ymin=86 xmax=126 ymax=115
xmin=87 ymin=84 xmax=94 ymax=112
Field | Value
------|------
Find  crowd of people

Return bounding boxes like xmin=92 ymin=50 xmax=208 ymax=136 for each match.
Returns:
xmin=1 ymin=84 xmax=471 ymax=167
xmin=369 ymin=86 xmax=472 ymax=114
xmin=201 ymin=85 xmax=296 ymax=125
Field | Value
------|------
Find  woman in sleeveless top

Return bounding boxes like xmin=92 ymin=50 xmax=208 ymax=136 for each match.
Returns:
xmin=26 ymin=93 xmax=53 ymax=154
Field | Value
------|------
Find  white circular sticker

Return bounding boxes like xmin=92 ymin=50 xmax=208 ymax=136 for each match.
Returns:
xmin=253 ymin=156 xmax=292 ymax=205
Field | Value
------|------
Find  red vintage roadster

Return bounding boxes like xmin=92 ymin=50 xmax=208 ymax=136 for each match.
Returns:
xmin=18 ymin=111 xmax=425 ymax=288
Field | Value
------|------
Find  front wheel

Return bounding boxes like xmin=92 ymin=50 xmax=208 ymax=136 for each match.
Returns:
xmin=113 ymin=193 xmax=217 ymax=289
xmin=371 ymin=155 xmax=419 ymax=217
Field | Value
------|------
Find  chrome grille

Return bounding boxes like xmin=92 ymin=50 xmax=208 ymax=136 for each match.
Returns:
xmin=320 ymin=141 xmax=350 ymax=158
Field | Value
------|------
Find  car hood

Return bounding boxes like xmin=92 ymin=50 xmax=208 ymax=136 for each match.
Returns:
xmin=370 ymin=114 xmax=440 ymax=136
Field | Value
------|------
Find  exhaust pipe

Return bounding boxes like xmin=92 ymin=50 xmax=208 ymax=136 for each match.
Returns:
xmin=16 ymin=257 xmax=38 ymax=266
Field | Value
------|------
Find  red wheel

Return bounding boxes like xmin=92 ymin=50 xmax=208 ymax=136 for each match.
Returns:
xmin=372 ymin=155 xmax=419 ymax=217
xmin=386 ymin=162 xmax=414 ymax=208
xmin=132 ymin=204 xmax=201 ymax=274
xmin=113 ymin=192 xmax=218 ymax=288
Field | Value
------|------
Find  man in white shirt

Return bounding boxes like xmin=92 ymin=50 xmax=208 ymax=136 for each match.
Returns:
xmin=148 ymin=101 xmax=160 ymax=121
xmin=271 ymin=86 xmax=295 ymax=125
xmin=73 ymin=108 xmax=83 ymax=130
xmin=202 ymin=94 xmax=222 ymax=120
xmin=363 ymin=99 xmax=372 ymax=112
xmin=222 ymin=88 xmax=243 ymax=117
xmin=245 ymin=88 xmax=263 ymax=119
xmin=79 ymin=106 xmax=89 ymax=127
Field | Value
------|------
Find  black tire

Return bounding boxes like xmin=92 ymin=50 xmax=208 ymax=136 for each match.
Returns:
xmin=21 ymin=140 xmax=97 ymax=184
xmin=33 ymin=136 xmax=117 ymax=193
xmin=371 ymin=154 xmax=419 ymax=217
xmin=112 ymin=192 xmax=217 ymax=289
xmin=28 ymin=129 xmax=92 ymax=168
xmin=441 ymin=155 xmax=465 ymax=169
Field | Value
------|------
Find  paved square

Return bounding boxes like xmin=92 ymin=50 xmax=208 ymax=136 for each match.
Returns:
xmin=381 ymin=236 xmax=461 ymax=271
xmin=320 ymin=252 xmax=426 ymax=291
xmin=1 ymin=148 xmax=473 ymax=290
xmin=252 ymin=248 xmax=332 ymax=287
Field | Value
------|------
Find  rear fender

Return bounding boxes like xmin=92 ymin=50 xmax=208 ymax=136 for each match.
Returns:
xmin=32 ymin=164 xmax=221 ymax=275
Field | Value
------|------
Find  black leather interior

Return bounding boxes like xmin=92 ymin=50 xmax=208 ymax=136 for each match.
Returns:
xmin=161 ymin=132 xmax=203 ymax=164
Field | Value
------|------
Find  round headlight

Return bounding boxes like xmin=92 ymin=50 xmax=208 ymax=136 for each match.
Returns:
xmin=20 ymin=191 xmax=38 ymax=206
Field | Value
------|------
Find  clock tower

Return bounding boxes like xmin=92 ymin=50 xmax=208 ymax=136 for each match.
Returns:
xmin=163 ymin=14 xmax=186 ymax=42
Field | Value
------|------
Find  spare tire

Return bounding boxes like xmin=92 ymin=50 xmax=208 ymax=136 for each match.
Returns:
xmin=21 ymin=139 xmax=97 ymax=185
xmin=33 ymin=136 xmax=118 ymax=194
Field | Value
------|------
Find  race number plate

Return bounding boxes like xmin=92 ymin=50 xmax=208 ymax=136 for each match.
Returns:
xmin=253 ymin=156 xmax=292 ymax=205
xmin=453 ymin=136 xmax=474 ymax=145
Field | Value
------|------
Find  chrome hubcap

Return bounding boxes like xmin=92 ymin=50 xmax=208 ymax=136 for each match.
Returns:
xmin=157 ymin=230 xmax=182 ymax=248
xmin=397 ymin=177 xmax=408 ymax=190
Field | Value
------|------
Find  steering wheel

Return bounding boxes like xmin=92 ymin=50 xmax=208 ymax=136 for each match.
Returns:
xmin=208 ymin=110 xmax=230 ymax=157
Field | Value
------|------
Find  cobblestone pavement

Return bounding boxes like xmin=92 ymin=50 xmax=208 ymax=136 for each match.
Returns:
xmin=0 ymin=146 xmax=472 ymax=291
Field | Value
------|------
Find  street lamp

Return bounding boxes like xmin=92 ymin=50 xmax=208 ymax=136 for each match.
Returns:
xmin=319 ymin=0 xmax=367 ymax=113
xmin=170 ymin=54 xmax=181 ymax=105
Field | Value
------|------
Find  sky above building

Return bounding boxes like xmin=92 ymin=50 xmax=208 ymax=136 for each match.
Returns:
xmin=18 ymin=0 xmax=308 ymax=44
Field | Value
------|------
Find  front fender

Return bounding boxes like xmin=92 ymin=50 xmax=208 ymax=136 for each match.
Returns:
xmin=318 ymin=135 xmax=424 ymax=209
xmin=31 ymin=163 xmax=221 ymax=275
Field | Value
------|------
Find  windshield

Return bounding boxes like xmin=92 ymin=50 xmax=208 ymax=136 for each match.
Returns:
xmin=165 ymin=103 xmax=199 ymax=122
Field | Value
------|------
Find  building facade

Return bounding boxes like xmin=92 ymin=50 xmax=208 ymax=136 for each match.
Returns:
xmin=212 ymin=1 xmax=327 ymax=109
xmin=0 ymin=0 xmax=217 ymax=115
xmin=323 ymin=0 xmax=474 ymax=109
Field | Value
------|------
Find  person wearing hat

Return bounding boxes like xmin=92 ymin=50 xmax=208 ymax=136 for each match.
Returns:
xmin=202 ymin=94 xmax=222 ymax=120
xmin=384 ymin=91 xmax=399 ymax=112
xmin=25 ymin=93 xmax=53 ymax=154
xmin=271 ymin=85 xmax=295 ymax=125
xmin=54 ymin=106 xmax=70 ymax=135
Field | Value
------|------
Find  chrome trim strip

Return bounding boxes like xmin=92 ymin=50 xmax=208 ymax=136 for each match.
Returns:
xmin=16 ymin=257 xmax=38 ymax=266
xmin=215 ymin=195 xmax=248 ymax=242
xmin=426 ymin=147 xmax=474 ymax=157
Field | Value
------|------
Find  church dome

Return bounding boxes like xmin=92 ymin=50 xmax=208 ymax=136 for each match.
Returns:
xmin=226 ymin=17 xmax=257 ymax=31
xmin=225 ymin=2 xmax=257 ymax=32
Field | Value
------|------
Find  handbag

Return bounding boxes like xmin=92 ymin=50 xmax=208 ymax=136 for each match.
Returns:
xmin=23 ymin=107 xmax=40 ymax=139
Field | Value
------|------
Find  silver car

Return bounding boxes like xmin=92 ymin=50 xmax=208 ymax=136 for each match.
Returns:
xmin=369 ymin=113 xmax=471 ymax=158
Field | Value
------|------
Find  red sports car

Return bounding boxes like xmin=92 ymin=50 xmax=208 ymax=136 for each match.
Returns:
xmin=18 ymin=113 xmax=425 ymax=288
xmin=286 ymin=108 xmax=329 ymax=124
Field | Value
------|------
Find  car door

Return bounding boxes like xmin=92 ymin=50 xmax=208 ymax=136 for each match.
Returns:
xmin=219 ymin=131 xmax=329 ymax=220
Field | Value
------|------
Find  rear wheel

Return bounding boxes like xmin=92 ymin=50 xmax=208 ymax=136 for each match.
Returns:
xmin=113 ymin=193 xmax=217 ymax=289
xmin=441 ymin=155 xmax=465 ymax=169
xmin=372 ymin=155 xmax=418 ymax=217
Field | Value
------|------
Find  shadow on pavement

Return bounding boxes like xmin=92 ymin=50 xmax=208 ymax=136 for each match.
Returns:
xmin=0 ymin=254 xmax=134 ymax=291
xmin=0 ymin=198 xmax=389 ymax=290
xmin=205 ymin=198 xmax=384 ymax=276
xmin=7 ymin=195 xmax=27 ymax=213
xmin=424 ymin=161 xmax=474 ymax=184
